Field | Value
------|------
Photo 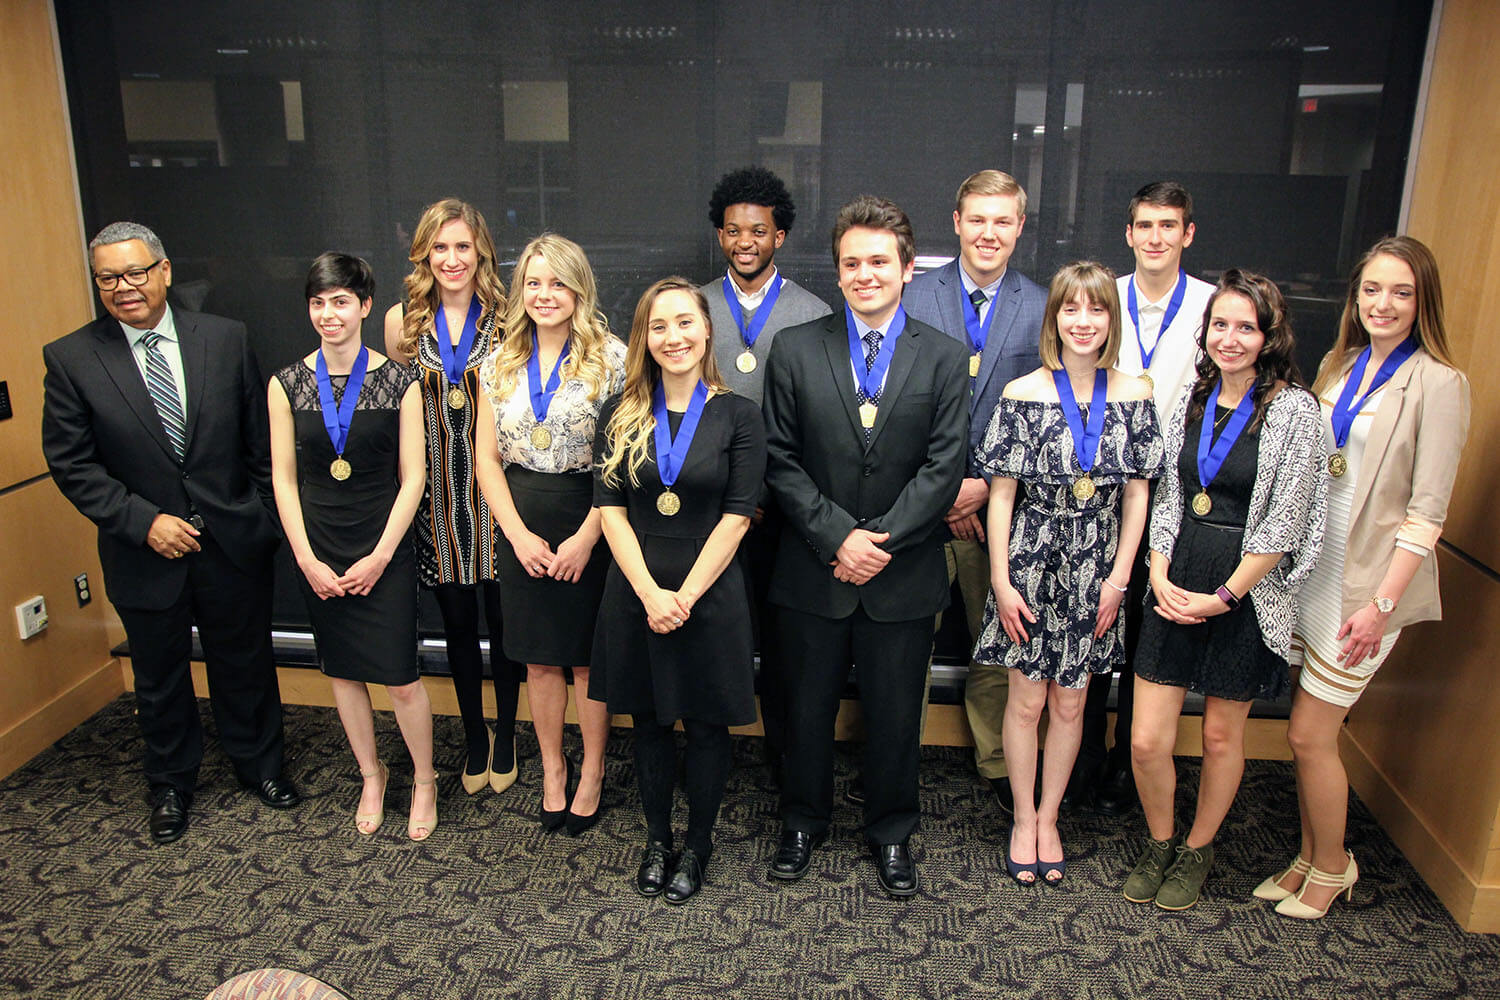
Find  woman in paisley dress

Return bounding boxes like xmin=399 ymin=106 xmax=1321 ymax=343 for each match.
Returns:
xmin=973 ymin=262 xmax=1161 ymax=885
xmin=1124 ymin=269 xmax=1326 ymax=910
xmin=384 ymin=199 xmax=524 ymax=798
xmin=270 ymin=253 xmax=436 ymax=839
xmin=474 ymin=234 xmax=626 ymax=835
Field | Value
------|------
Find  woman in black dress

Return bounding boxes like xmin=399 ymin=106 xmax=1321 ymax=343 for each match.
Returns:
xmin=592 ymin=278 xmax=767 ymax=903
xmin=1123 ymin=270 xmax=1326 ymax=908
xmin=269 ymin=254 xmax=437 ymax=841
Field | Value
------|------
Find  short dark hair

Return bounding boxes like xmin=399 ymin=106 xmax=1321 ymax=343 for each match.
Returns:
xmin=305 ymin=252 xmax=375 ymax=302
xmin=830 ymin=195 xmax=915 ymax=268
xmin=708 ymin=166 xmax=797 ymax=231
xmin=1127 ymin=180 xmax=1194 ymax=227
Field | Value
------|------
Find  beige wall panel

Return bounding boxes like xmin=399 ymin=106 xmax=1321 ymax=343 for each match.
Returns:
xmin=0 ymin=0 xmax=95 ymax=489
xmin=1405 ymin=0 xmax=1500 ymax=570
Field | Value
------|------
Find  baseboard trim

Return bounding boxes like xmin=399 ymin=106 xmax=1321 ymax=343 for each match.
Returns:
xmin=1341 ymin=727 xmax=1500 ymax=933
xmin=0 ymin=659 xmax=125 ymax=780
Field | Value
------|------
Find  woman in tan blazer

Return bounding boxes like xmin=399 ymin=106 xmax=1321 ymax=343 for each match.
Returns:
xmin=1257 ymin=236 xmax=1470 ymax=919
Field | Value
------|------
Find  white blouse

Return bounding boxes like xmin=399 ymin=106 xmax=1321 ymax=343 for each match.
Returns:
xmin=480 ymin=335 xmax=627 ymax=474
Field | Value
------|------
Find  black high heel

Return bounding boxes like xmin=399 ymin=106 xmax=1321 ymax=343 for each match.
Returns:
xmin=540 ymin=757 xmax=574 ymax=832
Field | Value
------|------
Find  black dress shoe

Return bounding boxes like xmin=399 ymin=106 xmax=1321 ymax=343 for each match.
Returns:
xmin=1094 ymin=764 xmax=1137 ymax=816
xmin=565 ymin=800 xmax=604 ymax=837
xmin=871 ymin=840 xmax=919 ymax=897
xmin=769 ymin=828 xmax=825 ymax=880
xmin=664 ymin=848 xmax=707 ymax=904
xmin=636 ymin=841 xmax=673 ymax=897
xmin=1060 ymin=763 xmax=1098 ymax=814
xmin=987 ymin=777 xmax=1014 ymax=815
xmin=540 ymin=757 xmax=575 ymax=832
xmin=844 ymin=776 xmax=866 ymax=806
xmin=148 ymin=787 xmax=191 ymax=845
xmin=243 ymin=776 xmax=302 ymax=810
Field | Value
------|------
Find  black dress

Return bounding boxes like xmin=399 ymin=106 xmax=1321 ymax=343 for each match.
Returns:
xmin=276 ymin=360 xmax=420 ymax=685
xmin=589 ymin=392 xmax=767 ymax=725
xmin=1136 ymin=404 xmax=1289 ymax=702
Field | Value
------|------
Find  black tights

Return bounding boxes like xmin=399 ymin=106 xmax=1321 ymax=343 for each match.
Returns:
xmin=431 ymin=582 xmax=523 ymax=773
xmin=632 ymin=712 xmax=732 ymax=858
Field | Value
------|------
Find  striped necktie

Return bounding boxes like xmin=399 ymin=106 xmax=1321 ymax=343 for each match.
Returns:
xmin=141 ymin=331 xmax=187 ymax=459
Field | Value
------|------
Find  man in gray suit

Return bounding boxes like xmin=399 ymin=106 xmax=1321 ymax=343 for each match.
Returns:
xmin=700 ymin=166 xmax=831 ymax=785
xmin=903 ymin=170 xmax=1046 ymax=814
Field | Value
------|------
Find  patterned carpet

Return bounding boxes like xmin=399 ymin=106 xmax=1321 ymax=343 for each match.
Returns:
xmin=1 ymin=697 xmax=1497 ymax=1000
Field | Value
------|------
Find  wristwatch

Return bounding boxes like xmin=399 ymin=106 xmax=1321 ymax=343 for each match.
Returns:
xmin=1371 ymin=595 xmax=1396 ymax=614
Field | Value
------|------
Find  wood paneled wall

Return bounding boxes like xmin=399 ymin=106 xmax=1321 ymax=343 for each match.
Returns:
xmin=1345 ymin=0 xmax=1500 ymax=933
xmin=0 ymin=0 xmax=123 ymax=780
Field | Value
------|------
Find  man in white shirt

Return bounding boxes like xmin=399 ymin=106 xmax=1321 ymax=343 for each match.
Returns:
xmin=1069 ymin=181 xmax=1214 ymax=815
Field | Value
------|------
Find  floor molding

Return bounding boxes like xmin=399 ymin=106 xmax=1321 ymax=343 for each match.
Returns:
xmin=0 ymin=659 xmax=124 ymax=780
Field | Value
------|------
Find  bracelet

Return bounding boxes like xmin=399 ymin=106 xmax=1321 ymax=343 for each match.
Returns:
xmin=1215 ymin=585 xmax=1240 ymax=610
xmin=1102 ymin=578 xmax=1128 ymax=594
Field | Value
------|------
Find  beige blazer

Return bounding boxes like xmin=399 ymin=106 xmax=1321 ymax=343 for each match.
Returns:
xmin=1320 ymin=348 xmax=1470 ymax=631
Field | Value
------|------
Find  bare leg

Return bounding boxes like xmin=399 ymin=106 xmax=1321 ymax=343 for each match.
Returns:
xmin=528 ymin=664 xmax=570 ymax=811
xmin=388 ymin=678 xmax=437 ymax=835
xmin=569 ymin=666 xmax=610 ymax=817
xmin=1002 ymin=669 xmax=1047 ymax=873
xmin=1287 ymin=687 xmax=1355 ymax=907
xmin=1131 ymin=676 xmax=1187 ymax=841
xmin=330 ymin=678 xmax=383 ymax=819
xmin=1185 ymin=696 xmax=1252 ymax=848
xmin=1037 ymin=681 xmax=1088 ymax=878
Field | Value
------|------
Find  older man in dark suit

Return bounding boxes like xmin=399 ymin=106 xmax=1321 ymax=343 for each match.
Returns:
xmin=762 ymin=195 xmax=968 ymax=896
xmin=904 ymin=170 xmax=1047 ymax=815
xmin=43 ymin=222 xmax=299 ymax=844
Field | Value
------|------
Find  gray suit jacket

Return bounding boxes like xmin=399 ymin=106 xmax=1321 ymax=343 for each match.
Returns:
xmin=904 ymin=261 xmax=1046 ymax=476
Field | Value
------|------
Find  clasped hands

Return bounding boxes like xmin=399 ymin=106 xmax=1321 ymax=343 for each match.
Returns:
xmin=1150 ymin=572 xmax=1230 ymax=625
xmin=831 ymin=528 xmax=891 ymax=585
xmin=299 ymin=550 xmax=392 ymax=600
xmin=511 ymin=528 xmax=592 ymax=584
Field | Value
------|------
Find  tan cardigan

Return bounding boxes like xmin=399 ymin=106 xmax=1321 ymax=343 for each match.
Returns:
xmin=1321 ymin=348 xmax=1470 ymax=631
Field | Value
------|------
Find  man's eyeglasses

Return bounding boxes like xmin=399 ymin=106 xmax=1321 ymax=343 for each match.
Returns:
xmin=93 ymin=259 xmax=164 ymax=290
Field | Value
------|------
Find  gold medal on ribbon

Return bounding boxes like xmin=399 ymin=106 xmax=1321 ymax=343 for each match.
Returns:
xmin=858 ymin=402 xmax=878 ymax=429
xmin=656 ymin=489 xmax=681 ymax=516
xmin=1191 ymin=490 xmax=1212 ymax=517
xmin=1139 ymin=372 xmax=1154 ymax=393
xmin=1328 ymin=453 xmax=1347 ymax=478
xmin=736 ymin=350 xmax=757 ymax=374
xmin=448 ymin=386 xmax=466 ymax=409
xmin=969 ymin=353 xmax=982 ymax=378
xmin=330 ymin=457 xmax=352 ymax=481
xmin=1072 ymin=475 xmax=1096 ymax=502
xmin=530 ymin=426 xmax=553 ymax=450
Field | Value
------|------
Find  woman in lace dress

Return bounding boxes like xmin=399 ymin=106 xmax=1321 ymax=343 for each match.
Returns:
xmin=1124 ymin=269 xmax=1326 ymax=910
xmin=270 ymin=253 xmax=436 ymax=840
xmin=973 ymin=262 xmax=1161 ymax=886
xmin=474 ymin=234 xmax=626 ymax=835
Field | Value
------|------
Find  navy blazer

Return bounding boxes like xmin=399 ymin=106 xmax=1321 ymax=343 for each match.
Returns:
xmin=42 ymin=309 xmax=279 ymax=611
xmin=903 ymin=260 xmax=1046 ymax=476
xmin=762 ymin=310 xmax=969 ymax=622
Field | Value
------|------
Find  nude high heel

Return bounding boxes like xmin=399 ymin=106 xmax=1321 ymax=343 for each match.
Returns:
xmin=355 ymin=762 xmax=388 ymax=836
xmin=1274 ymin=851 xmax=1358 ymax=919
xmin=461 ymin=730 xmax=494 ymax=796
xmin=408 ymin=774 xmax=439 ymax=842
xmin=1253 ymin=854 xmax=1312 ymax=901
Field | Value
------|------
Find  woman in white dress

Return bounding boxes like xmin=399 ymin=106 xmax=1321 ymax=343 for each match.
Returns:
xmin=1257 ymin=236 xmax=1470 ymax=918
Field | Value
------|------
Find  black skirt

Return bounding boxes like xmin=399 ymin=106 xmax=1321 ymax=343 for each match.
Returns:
xmin=496 ymin=467 xmax=609 ymax=665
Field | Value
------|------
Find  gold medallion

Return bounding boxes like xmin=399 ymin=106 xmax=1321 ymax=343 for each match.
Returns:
xmin=530 ymin=426 xmax=553 ymax=450
xmin=1140 ymin=372 xmax=1154 ymax=393
xmin=448 ymin=386 xmax=467 ymax=409
xmin=858 ymin=402 xmax=878 ymax=429
xmin=1328 ymin=453 xmax=1347 ymax=478
xmin=656 ymin=489 xmax=681 ymax=516
xmin=1191 ymin=490 xmax=1212 ymax=517
xmin=1072 ymin=475 xmax=1096 ymax=502
xmin=736 ymin=350 xmax=757 ymax=374
xmin=969 ymin=353 xmax=982 ymax=378
xmin=330 ymin=457 xmax=352 ymax=481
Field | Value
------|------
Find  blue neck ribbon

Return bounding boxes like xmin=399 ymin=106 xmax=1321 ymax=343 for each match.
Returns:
xmin=1127 ymin=271 xmax=1188 ymax=370
xmin=1329 ymin=337 xmax=1417 ymax=447
xmin=962 ymin=282 xmax=999 ymax=357
xmin=652 ymin=380 xmax=710 ymax=489
xmin=1052 ymin=368 xmax=1108 ymax=475
xmin=434 ymin=296 xmax=483 ymax=387
xmin=1197 ymin=380 xmax=1256 ymax=493
xmin=527 ymin=328 xmax=573 ymax=424
xmin=315 ymin=345 xmax=369 ymax=458
xmin=722 ymin=273 xmax=783 ymax=350
xmin=845 ymin=304 xmax=907 ymax=401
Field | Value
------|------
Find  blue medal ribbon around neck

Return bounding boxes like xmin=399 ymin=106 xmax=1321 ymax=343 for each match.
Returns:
xmin=1329 ymin=337 xmax=1417 ymax=447
xmin=1052 ymin=368 xmax=1108 ymax=475
xmin=527 ymin=328 xmax=573 ymax=423
xmin=652 ymin=380 xmax=710 ymax=489
xmin=434 ymin=296 xmax=483 ymax=387
xmin=721 ymin=273 xmax=783 ymax=351
xmin=1126 ymin=270 xmax=1188 ymax=370
xmin=962 ymin=282 xmax=999 ymax=358
xmin=315 ymin=345 xmax=369 ymax=458
xmin=1197 ymin=380 xmax=1256 ymax=494
xmin=845 ymin=304 xmax=906 ymax=401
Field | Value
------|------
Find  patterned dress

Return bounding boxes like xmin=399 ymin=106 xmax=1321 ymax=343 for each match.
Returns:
xmin=971 ymin=395 xmax=1163 ymax=687
xmin=413 ymin=311 xmax=500 ymax=587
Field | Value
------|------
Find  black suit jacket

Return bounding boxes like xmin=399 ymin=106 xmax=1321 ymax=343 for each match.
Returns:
xmin=42 ymin=309 xmax=279 ymax=611
xmin=762 ymin=310 xmax=969 ymax=622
